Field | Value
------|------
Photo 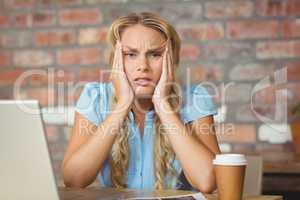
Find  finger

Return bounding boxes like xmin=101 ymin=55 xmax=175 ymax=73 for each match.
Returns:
xmin=118 ymin=42 xmax=126 ymax=83
xmin=112 ymin=46 xmax=117 ymax=69
xmin=111 ymin=41 xmax=121 ymax=80
xmin=160 ymin=46 xmax=168 ymax=82
xmin=167 ymin=50 xmax=173 ymax=82
xmin=117 ymin=41 xmax=127 ymax=82
xmin=167 ymin=39 xmax=175 ymax=82
xmin=115 ymin=40 xmax=121 ymax=71
xmin=161 ymin=39 xmax=168 ymax=50
xmin=110 ymin=44 xmax=118 ymax=80
xmin=168 ymin=39 xmax=174 ymax=66
xmin=118 ymin=41 xmax=124 ymax=71
xmin=113 ymin=41 xmax=121 ymax=71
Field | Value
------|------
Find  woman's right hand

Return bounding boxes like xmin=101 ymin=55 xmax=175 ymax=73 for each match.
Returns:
xmin=110 ymin=40 xmax=134 ymax=110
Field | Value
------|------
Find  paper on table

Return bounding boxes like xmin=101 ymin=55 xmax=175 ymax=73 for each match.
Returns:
xmin=126 ymin=192 xmax=207 ymax=200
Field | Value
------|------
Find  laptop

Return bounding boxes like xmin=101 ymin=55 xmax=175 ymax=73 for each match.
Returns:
xmin=0 ymin=100 xmax=208 ymax=200
xmin=0 ymin=100 xmax=60 ymax=200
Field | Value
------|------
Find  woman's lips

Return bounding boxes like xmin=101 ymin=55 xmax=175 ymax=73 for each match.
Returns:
xmin=134 ymin=78 xmax=152 ymax=86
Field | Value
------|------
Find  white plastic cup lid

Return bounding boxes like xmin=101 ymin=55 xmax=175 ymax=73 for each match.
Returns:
xmin=213 ymin=154 xmax=247 ymax=166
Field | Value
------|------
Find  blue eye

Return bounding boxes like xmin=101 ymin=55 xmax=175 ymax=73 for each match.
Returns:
xmin=124 ymin=52 xmax=137 ymax=58
xmin=150 ymin=53 xmax=162 ymax=58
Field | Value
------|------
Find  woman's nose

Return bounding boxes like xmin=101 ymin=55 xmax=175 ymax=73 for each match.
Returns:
xmin=137 ymin=56 xmax=149 ymax=71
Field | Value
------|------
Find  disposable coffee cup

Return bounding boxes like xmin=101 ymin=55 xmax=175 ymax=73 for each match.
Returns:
xmin=213 ymin=154 xmax=247 ymax=200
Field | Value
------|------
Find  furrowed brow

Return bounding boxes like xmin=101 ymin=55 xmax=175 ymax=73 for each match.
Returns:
xmin=123 ymin=46 xmax=139 ymax=52
xmin=123 ymin=42 xmax=167 ymax=53
xmin=148 ymin=46 xmax=165 ymax=53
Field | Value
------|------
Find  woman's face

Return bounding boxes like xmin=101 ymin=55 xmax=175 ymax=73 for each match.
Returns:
xmin=120 ymin=24 xmax=166 ymax=98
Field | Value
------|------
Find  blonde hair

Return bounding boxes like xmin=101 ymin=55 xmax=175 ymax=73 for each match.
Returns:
xmin=107 ymin=12 xmax=182 ymax=189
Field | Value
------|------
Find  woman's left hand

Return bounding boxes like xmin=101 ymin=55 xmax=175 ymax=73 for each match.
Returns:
xmin=152 ymin=40 xmax=174 ymax=112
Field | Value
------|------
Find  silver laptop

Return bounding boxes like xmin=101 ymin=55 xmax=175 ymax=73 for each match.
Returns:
xmin=0 ymin=100 xmax=60 ymax=200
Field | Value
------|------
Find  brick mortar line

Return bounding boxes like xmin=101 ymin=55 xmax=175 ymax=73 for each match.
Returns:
xmin=0 ymin=19 xmax=297 ymax=35
xmin=0 ymin=43 xmax=108 ymax=50
xmin=1 ymin=1 xmax=300 ymax=21
xmin=0 ymin=1 xmax=203 ymax=12
xmin=0 ymin=16 xmax=299 ymax=32
xmin=0 ymin=25 xmax=109 ymax=36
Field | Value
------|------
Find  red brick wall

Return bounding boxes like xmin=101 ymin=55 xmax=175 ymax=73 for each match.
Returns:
xmin=1 ymin=0 xmax=300 ymax=184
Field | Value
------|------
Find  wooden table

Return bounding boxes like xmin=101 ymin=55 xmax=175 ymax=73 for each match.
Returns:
xmin=59 ymin=187 xmax=283 ymax=200
xmin=262 ymin=151 xmax=300 ymax=194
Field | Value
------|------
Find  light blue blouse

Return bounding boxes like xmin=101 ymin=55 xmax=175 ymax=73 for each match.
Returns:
xmin=75 ymin=82 xmax=217 ymax=190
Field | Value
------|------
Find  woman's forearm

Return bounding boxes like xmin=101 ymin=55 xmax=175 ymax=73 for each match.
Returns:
xmin=63 ymin=104 xmax=130 ymax=188
xmin=156 ymin=102 xmax=216 ymax=193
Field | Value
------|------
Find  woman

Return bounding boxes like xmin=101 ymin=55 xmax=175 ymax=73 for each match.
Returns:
xmin=62 ymin=12 xmax=220 ymax=193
